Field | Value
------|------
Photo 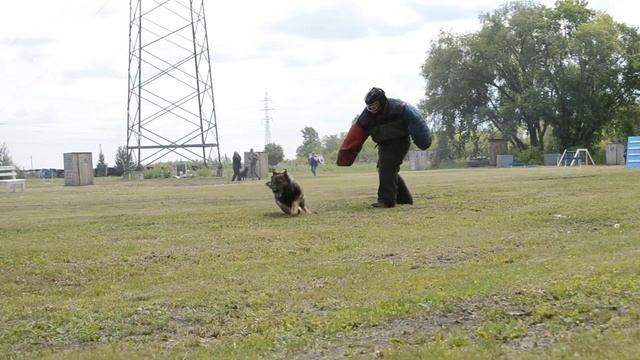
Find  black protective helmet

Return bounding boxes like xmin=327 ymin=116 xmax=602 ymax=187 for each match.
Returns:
xmin=365 ymin=87 xmax=386 ymax=113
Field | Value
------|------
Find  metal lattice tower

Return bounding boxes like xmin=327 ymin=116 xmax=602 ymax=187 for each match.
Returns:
xmin=127 ymin=0 xmax=221 ymax=168
xmin=260 ymin=92 xmax=275 ymax=147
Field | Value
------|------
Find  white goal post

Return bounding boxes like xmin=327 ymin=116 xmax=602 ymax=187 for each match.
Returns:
xmin=557 ymin=148 xmax=596 ymax=167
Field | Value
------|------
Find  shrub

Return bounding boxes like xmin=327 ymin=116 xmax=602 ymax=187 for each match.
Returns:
xmin=513 ymin=148 xmax=543 ymax=165
xmin=143 ymin=166 xmax=173 ymax=179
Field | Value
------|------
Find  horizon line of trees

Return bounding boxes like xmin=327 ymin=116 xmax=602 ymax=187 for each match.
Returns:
xmin=279 ymin=1 xmax=639 ymax=167
xmin=5 ymin=1 xmax=639 ymax=172
xmin=419 ymin=0 xmax=640 ymax=162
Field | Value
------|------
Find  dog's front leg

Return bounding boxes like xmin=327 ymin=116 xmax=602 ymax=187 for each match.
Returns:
xmin=276 ymin=200 xmax=294 ymax=215
xmin=289 ymin=200 xmax=302 ymax=216
xmin=300 ymin=205 xmax=311 ymax=214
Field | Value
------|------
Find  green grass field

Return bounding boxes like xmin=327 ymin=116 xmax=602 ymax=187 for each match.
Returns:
xmin=1 ymin=165 xmax=639 ymax=359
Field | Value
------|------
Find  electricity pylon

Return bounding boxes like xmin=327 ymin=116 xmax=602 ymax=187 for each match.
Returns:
xmin=261 ymin=92 xmax=275 ymax=147
xmin=127 ymin=0 xmax=221 ymax=169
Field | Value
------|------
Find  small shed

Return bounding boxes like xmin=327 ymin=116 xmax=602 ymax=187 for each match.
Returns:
xmin=606 ymin=143 xmax=625 ymax=165
xmin=408 ymin=150 xmax=429 ymax=170
xmin=63 ymin=152 xmax=94 ymax=186
xmin=244 ymin=151 xmax=269 ymax=179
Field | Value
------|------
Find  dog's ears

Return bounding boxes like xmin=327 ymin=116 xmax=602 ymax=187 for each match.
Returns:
xmin=271 ymin=169 xmax=289 ymax=177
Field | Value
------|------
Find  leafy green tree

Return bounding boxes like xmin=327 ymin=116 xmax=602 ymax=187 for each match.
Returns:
xmin=96 ymin=149 xmax=108 ymax=177
xmin=355 ymin=139 xmax=379 ymax=163
xmin=114 ymin=146 xmax=135 ymax=176
xmin=546 ymin=2 xmax=640 ymax=148
xmin=264 ymin=143 xmax=284 ymax=166
xmin=321 ymin=133 xmax=344 ymax=163
xmin=605 ymin=102 xmax=640 ymax=143
xmin=296 ymin=126 xmax=322 ymax=159
xmin=422 ymin=2 xmax=553 ymax=151
xmin=421 ymin=0 xmax=640 ymax=152
xmin=0 ymin=142 xmax=14 ymax=166
xmin=323 ymin=115 xmax=382 ymax=163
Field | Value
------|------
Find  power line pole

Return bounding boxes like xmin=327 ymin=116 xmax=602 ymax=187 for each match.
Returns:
xmin=127 ymin=0 xmax=221 ymax=169
xmin=260 ymin=92 xmax=275 ymax=147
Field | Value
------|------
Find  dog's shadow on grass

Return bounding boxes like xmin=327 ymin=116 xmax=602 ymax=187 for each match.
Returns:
xmin=262 ymin=212 xmax=311 ymax=218
xmin=262 ymin=210 xmax=317 ymax=218
xmin=263 ymin=212 xmax=288 ymax=218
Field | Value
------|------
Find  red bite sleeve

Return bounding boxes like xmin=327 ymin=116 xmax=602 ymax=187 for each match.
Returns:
xmin=337 ymin=123 xmax=368 ymax=166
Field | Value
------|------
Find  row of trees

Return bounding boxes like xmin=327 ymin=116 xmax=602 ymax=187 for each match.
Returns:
xmin=8 ymin=2 xmax=639 ymax=172
xmin=293 ymin=126 xmax=377 ymax=164
xmin=420 ymin=0 xmax=640 ymax=160
xmin=1 ymin=142 xmax=140 ymax=176
xmin=92 ymin=146 xmax=134 ymax=176
xmin=283 ymin=1 xmax=640 ymax=166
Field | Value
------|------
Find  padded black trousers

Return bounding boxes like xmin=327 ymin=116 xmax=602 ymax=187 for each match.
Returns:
xmin=377 ymin=137 xmax=413 ymax=205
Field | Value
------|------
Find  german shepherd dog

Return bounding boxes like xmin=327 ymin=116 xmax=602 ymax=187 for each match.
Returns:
xmin=265 ymin=169 xmax=310 ymax=216
xmin=238 ymin=166 xmax=249 ymax=181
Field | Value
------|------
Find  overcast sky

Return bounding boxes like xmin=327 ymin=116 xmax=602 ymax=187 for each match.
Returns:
xmin=1 ymin=0 xmax=639 ymax=169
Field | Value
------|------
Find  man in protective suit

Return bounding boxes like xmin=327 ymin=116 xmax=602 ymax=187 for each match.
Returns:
xmin=338 ymin=87 xmax=432 ymax=208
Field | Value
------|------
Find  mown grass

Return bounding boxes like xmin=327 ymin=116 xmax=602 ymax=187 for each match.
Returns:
xmin=1 ymin=165 xmax=639 ymax=359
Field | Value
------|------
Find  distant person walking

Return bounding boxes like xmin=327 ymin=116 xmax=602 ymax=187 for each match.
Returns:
xmin=231 ymin=151 xmax=242 ymax=181
xmin=309 ymin=152 xmax=319 ymax=176
xmin=248 ymin=148 xmax=260 ymax=180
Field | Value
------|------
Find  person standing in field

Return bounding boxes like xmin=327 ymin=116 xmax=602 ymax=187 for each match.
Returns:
xmin=248 ymin=148 xmax=260 ymax=180
xmin=231 ymin=151 xmax=242 ymax=181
